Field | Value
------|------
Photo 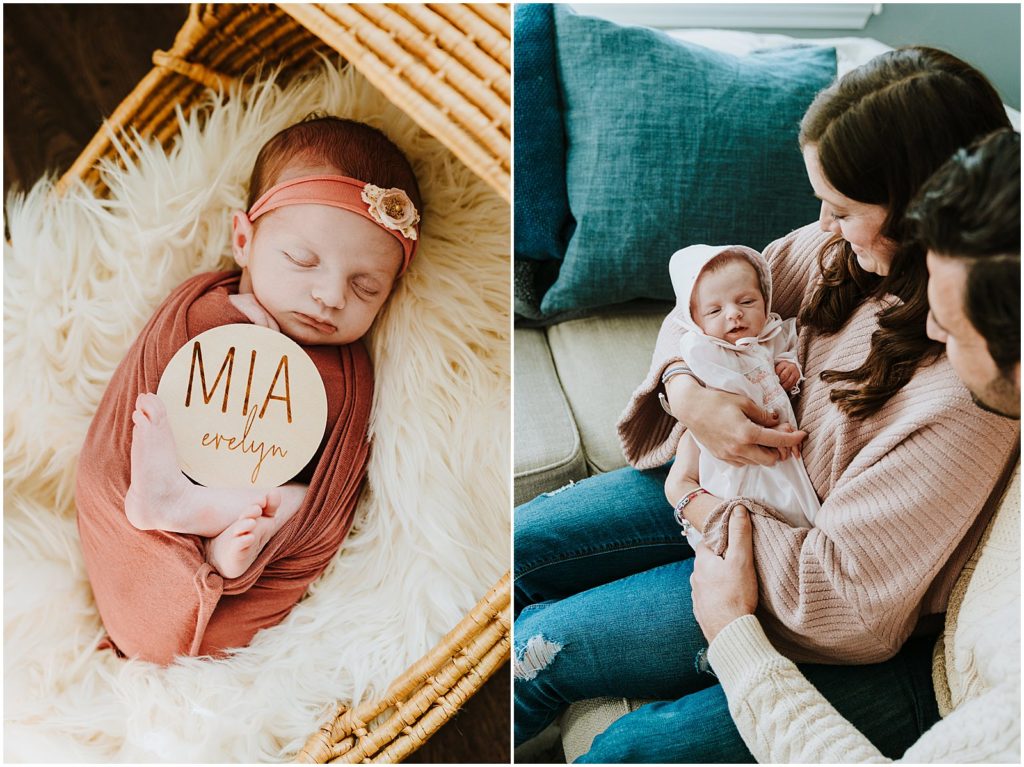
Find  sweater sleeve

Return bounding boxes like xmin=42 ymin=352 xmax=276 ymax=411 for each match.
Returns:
xmin=615 ymin=304 xmax=689 ymax=469
xmin=701 ymin=403 xmax=1017 ymax=664
xmin=709 ymin=615 xmax=892 ymax=764
xmin=709 ymin=615 xmax=1021 ymax=764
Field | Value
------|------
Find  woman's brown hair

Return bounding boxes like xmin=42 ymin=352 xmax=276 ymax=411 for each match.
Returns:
xmin=798 ymin=47 xmax=1011 ymax=418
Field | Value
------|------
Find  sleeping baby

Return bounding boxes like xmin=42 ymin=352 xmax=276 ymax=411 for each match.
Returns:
xmin=663 ymin=245 xmax=820 ymax=547
xmin=75 ymin=114 xmax=422 ymax=662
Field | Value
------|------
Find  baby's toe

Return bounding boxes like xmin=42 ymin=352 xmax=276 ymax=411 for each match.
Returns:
xmin=241 ymin=504 xmax=263 ymax=521
xmin=232 ymin=517 xmax=258 ymax=536
xmin=137 ymin=393 xmax=166 ymax=422
xmin=262 ymin=490 xmax=282 ymax=517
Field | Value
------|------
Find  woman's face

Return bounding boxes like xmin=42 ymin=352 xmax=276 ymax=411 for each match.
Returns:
xmin=802 ymin=145 xmax=898 ymax=276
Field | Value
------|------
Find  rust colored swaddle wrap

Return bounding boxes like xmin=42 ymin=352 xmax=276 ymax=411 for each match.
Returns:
xmin=76 ymin=271 xmax=373 ymax=665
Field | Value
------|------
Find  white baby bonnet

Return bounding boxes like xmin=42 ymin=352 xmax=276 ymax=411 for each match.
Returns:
xmin=668 ymin=243 xmax=785 ymax=348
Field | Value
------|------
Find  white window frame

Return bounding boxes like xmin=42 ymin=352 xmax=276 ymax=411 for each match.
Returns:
xmin=570 ymin=4 xmax=881 ymax=30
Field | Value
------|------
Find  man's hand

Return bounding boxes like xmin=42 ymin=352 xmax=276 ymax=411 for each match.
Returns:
xmin=229 ymin=293 xmax=280 ymax=331
xmin=775 ymin=360 xmax=800 ymax=392
xmin=665 ymin=375 xmax=806 ymax=467
xmin=691 ymin=505 xmax=759 ymax=643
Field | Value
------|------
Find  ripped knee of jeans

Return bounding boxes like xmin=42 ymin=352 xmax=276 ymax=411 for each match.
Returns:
xmin=513 ymin=635 xmax=563 ymax=681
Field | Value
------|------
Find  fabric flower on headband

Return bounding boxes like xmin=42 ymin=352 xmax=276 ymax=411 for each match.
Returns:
xmin=361 ymin=184 xmax=420 ymax=241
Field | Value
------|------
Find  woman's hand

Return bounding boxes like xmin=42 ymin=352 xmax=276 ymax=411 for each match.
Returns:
xmin=665 ymin=375 xmax=806 ymax=466
xmin=691 ymin=505 xmax=759 ymax=643
xmin=229 ymin=293 xmax=280 ymax=331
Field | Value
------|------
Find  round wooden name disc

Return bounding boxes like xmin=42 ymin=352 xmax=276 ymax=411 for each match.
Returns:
xmin=156 ymin=323 xmax=328 ymax=490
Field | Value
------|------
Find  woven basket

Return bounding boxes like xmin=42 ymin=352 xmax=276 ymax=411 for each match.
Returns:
xmin=60 ymin=3 xmax=510 ymax=203
xmin=59 ymin=4 xmax=510 ymax=762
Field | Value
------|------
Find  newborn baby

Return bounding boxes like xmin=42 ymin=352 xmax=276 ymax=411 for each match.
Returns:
xmin=77 ymin=114 xmax=423 ymax=665
xmin=663 ymin=245 xmax=820 ymax=546
xmin=126 ymin=118 xmax=419 ymax=581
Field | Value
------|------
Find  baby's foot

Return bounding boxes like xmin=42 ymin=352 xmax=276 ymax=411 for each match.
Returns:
xmin=126 ymin=393 xmax=272 ymax=536
xmin=125 ymin=393 xmax=196 ymax=530
xmin=205 ymin=504 xmax=279 ymax=579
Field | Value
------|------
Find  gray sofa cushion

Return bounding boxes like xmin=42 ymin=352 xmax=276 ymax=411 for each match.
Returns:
xmin=547 ymin=306 xmax=668 ymax=473
xmin=514 ymin=327 xmax=588 ymax=505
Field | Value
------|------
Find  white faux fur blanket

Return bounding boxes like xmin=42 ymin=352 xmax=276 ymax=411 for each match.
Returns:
xmin=3 ymin=60 xmax=509 ymax=762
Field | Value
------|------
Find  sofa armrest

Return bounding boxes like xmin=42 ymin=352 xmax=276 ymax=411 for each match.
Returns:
xmin=514 ymin=327 xmax=588 ymax=505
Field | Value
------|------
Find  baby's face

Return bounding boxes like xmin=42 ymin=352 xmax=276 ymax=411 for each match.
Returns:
xmin=692 ymin=260 xmax=767 ymax=344
xmin=233 ymin=199 xmax=403 ymax=346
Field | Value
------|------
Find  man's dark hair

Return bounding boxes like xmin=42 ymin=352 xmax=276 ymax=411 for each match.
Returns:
xmin=907 ymin=128 xmax=1021 ymax=372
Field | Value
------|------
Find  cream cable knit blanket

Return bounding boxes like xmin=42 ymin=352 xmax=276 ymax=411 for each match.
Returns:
xmin=708 ymin=465 xmax=1020 ymax=763
xmin=617 ymin=223 xmax=1020 ymax=664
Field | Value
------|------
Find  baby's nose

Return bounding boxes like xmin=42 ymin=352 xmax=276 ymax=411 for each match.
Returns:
xmin=313 ymin=283 xmax=345 ymax=309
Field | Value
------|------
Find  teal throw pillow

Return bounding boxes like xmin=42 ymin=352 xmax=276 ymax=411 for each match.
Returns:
xmin=542 ymin=7 xmax=836 ymax=316
xmin=514 ymin=3 xmax=574 ymax=262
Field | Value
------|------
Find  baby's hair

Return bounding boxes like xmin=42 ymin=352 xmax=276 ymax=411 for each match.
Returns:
xmin=246 ymin=113 xmax=422 ymax=217
xmin=690 ymin=251 xmax=766 ymax=316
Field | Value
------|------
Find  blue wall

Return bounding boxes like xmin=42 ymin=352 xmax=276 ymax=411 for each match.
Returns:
xmin=747 ymin=4 xmax=1021 ymax=110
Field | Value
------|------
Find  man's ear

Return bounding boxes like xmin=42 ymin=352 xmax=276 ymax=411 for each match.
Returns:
xmin=231 ymin=211 xmax=254 ymax=268
xmin=1013 ymin=361 xmax=1021 ymax=395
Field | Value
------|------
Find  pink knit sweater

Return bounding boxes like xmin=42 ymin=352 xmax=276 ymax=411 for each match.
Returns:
xmin=617 ymin=223 xmax=1020 ymax=664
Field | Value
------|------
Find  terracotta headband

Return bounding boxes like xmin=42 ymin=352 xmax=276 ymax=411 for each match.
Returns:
xmin=246 ymin=174 xmax=420 ymax=275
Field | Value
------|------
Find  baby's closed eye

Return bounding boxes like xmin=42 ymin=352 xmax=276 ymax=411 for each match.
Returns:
xmin=284 ymin=251 xmax=316 ymax=267
xmin=353 ymin=280 xmax=379 ymax=298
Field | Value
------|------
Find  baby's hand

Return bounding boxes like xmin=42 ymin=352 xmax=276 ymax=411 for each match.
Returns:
xmin=773 ymin=423 xmax=801 ymax=461
xmin=775 ymin=360 xmax=800 ymax=392
xmin=229 ymin=293 xmax=280 ymax=331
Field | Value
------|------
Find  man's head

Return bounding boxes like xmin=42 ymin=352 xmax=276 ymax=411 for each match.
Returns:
xmin=908 ymin=128 xmax=1020 ymax=418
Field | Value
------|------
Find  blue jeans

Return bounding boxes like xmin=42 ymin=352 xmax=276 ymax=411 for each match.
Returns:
xmin=514 ymin=466 xmax=939 ymax=762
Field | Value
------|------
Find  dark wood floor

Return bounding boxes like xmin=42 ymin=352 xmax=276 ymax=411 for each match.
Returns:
xmin=3 ymin=5 xmax=511 ymax=763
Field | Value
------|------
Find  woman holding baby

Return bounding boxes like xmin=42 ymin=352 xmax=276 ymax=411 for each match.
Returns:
xmin=513 ymin=46 xmax=1018 ymax=762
